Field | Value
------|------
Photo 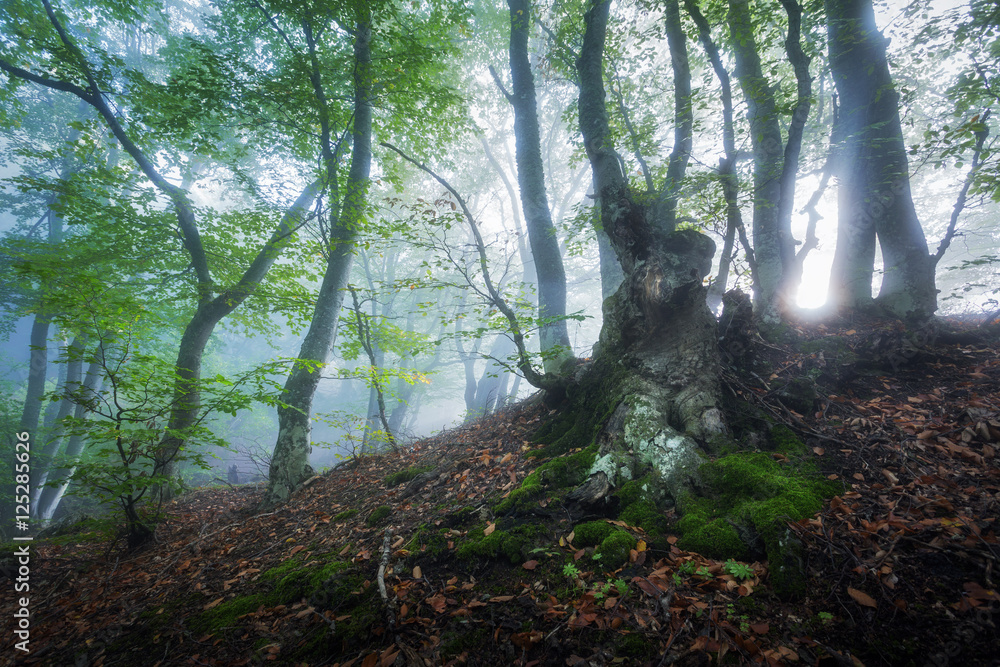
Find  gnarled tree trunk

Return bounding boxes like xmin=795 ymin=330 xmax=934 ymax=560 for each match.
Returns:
xmin=571 ymin=0 xmax=725 ymax=505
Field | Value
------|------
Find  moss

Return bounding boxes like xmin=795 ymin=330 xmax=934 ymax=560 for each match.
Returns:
xmin=456 ymin=523 xmax=544 ymax=564
xmin=384 ymin=465 xmax=434 ymax=488
xmin=573 ymin=521 xmax=618 ymax=547
xmin=531 ymin=361 xmax=627 ymax=458
xmin=616 ymin=475 xmax=653 ymax=508
xmin=768 ymin=424 xmax=808 ymax=456
xmin=675 ymin=451 xmax=839 ymax=597
xmin=615 ymin=632 xmax=657 ymax=660
xmin=334 ymin=509 xmax=358 ymax=521
xmin=676 ymin=515 xmax=748 ymax=560
xmin=597 ymin=531 xmax=637 ymax=568
xmin=441 ymin=627 xmax=488 ymax=659
xmin=405 ymin=525 xmax=450 ymax=560
xmin=494 ymin=446 xmax=597 ymax=514
xmin=619 ymin=500 xmax=668 ymax=534
xmin=366 ymin=505 xmax=392 ymax=526
xmin=189 ymin=593 xmax=271 ymax=636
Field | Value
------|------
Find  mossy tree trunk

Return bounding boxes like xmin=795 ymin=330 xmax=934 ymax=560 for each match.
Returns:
xmin=570 ymin=0 xmax=726 ymax=506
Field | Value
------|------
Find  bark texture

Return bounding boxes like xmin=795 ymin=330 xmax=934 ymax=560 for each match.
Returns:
xmin=575 ymin=0 xmax=725 ymax=504
xmin=826 ymin=0 xmax=937 ymax=318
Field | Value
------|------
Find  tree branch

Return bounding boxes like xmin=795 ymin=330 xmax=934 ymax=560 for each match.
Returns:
xmin=380 ymin=141 xmax=558 ymax=391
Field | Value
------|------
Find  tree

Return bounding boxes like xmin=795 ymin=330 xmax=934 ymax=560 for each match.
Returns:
xmin=0 ymin=0 xmax=325 ymax=514
xmin=825 ymin=0 xmax=937 ymax=318
xmin=498 ymin=0 xmax=574 ymax=375
xmin=564 ymin=0 xmax=725 ymax=506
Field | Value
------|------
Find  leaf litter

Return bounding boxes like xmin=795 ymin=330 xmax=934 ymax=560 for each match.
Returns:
xmin=2 ymin=317 xmax=998 ymax=666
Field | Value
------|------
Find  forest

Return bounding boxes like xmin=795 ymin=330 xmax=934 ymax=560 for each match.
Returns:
xmin=0 ymin=0 xmax=998 ymax=664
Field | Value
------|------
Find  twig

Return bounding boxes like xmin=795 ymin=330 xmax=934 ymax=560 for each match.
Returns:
xmin=377 ymin=527 xmax=395 ymax=631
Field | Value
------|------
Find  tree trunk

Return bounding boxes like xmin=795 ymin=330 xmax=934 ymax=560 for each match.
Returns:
xmin=825 ymin=0 xmax=936 ymax=318
xmin=775 ymin=0 xmax=813 ymax=300
xmin=574 ymin=0 xmax=725 ymax=505
xmin=36 ymin=338 xmax=107 ymax=524
xmin=685 ymin=0 xmax=742 ymax=314
xmin=1 ymin=312 xmax=51 ymax=536
xmin=728 ymin=0 xmax=788 ymax=324
xmin=31 ymin=334 xmax=86 ymax=512
xmin=506 ymin=0 xmax=574 ymax=374
xmin=262 ymin=15 xmax=372 ymax=509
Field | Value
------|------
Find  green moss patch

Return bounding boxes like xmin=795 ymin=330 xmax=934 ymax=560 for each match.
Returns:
xmin=494 ymin=445 xmax=597 ymax=514
xmin=676 ymin=451 xmax=839 ymax=597
xmin=456 ymin=522 xmax=546 ymax=564
xmin=571 ymin=520 xmax=637 ymax=569
xmin=334 ymin=509 xmax=358 ymax=521
xmin=531 ymin=361 xmax=626 ymax=458
xmin=384 ymin=465 xmax=434 ymax=488
xmin=366 ymin=505 xmax=392 ymax=526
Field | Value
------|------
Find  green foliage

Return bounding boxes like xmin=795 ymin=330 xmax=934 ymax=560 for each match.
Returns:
xmin=334 ymin=509 xmax=358 ymax=521
xmin=724 ymin=559 xmax=755 ymax=581
xmin=562 ymin=562 xmax=581 ymax=578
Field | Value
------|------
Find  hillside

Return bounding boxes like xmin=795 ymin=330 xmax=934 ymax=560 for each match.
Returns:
xmin=3 ymin=318 xmax=1000 ymax=667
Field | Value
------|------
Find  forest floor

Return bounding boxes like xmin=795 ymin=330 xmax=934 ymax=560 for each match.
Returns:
xmin=2 ymin=315 xmax=1000 ymax=667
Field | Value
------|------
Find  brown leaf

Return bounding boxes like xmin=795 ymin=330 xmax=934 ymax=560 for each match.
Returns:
xmin=489 ymin=595 xmax=515 ymax=602
xmin=749 ymin=622 xmax=770 ymax=634
xmin=426 ymin=594 xmax=447 ymax=613
xmin=522 ymin=560 xmax=538 ymax=570
xmin=848 ymin=587 xmax=877 ymax=608
xmin=289 ymin=545 xmax=305 ymax=557
xmin=380 ymin=647 xmax=400 ymax=667
xmin=813 ymin=447 xmax=825 ymax=456
xmin=484 ymin=523 xmax=496 ymax=536
xmin=203 ymin=597 xmax=224 ymax=610
xmin=412 ymin=566 xmax=422 ymax=579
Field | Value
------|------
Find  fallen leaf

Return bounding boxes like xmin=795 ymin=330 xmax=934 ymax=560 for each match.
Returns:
xmin=412 ymin=566 xmax=422 ymax=579
xmin=203 ymin=597 xmax=224 ymax=610
xmin=289 ymin=545 xmax=305 ymax=557
xmin=522 ymin=560 xmax=538 ymax=570
xmin=636 ymin=540 xmax=647 ymax=552
xmin=847 ymin=587 xmax=877 ymax=608
xmin=750 ymin=622 xmax=770 ymax=634
xmin=813 ymin=447 xmax=825 ymax=456
xmin=426 ymin=594 xmax=447 ymax=613
xmin=484 ymin=523 xmax=496 ymax=536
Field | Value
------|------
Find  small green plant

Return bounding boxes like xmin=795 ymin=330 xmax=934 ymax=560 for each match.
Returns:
xmin=614 ymin=579 xmax=628 ymax=597
xmin=724 ymin=559 xmax=755 ymax=581
xmin=817 ymin=611 xmax=834 ymax=623
xmin=562 ymin=562 xmax=581 ymax=578
xmin=695 ymin=566 xmax=712 ymax=578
